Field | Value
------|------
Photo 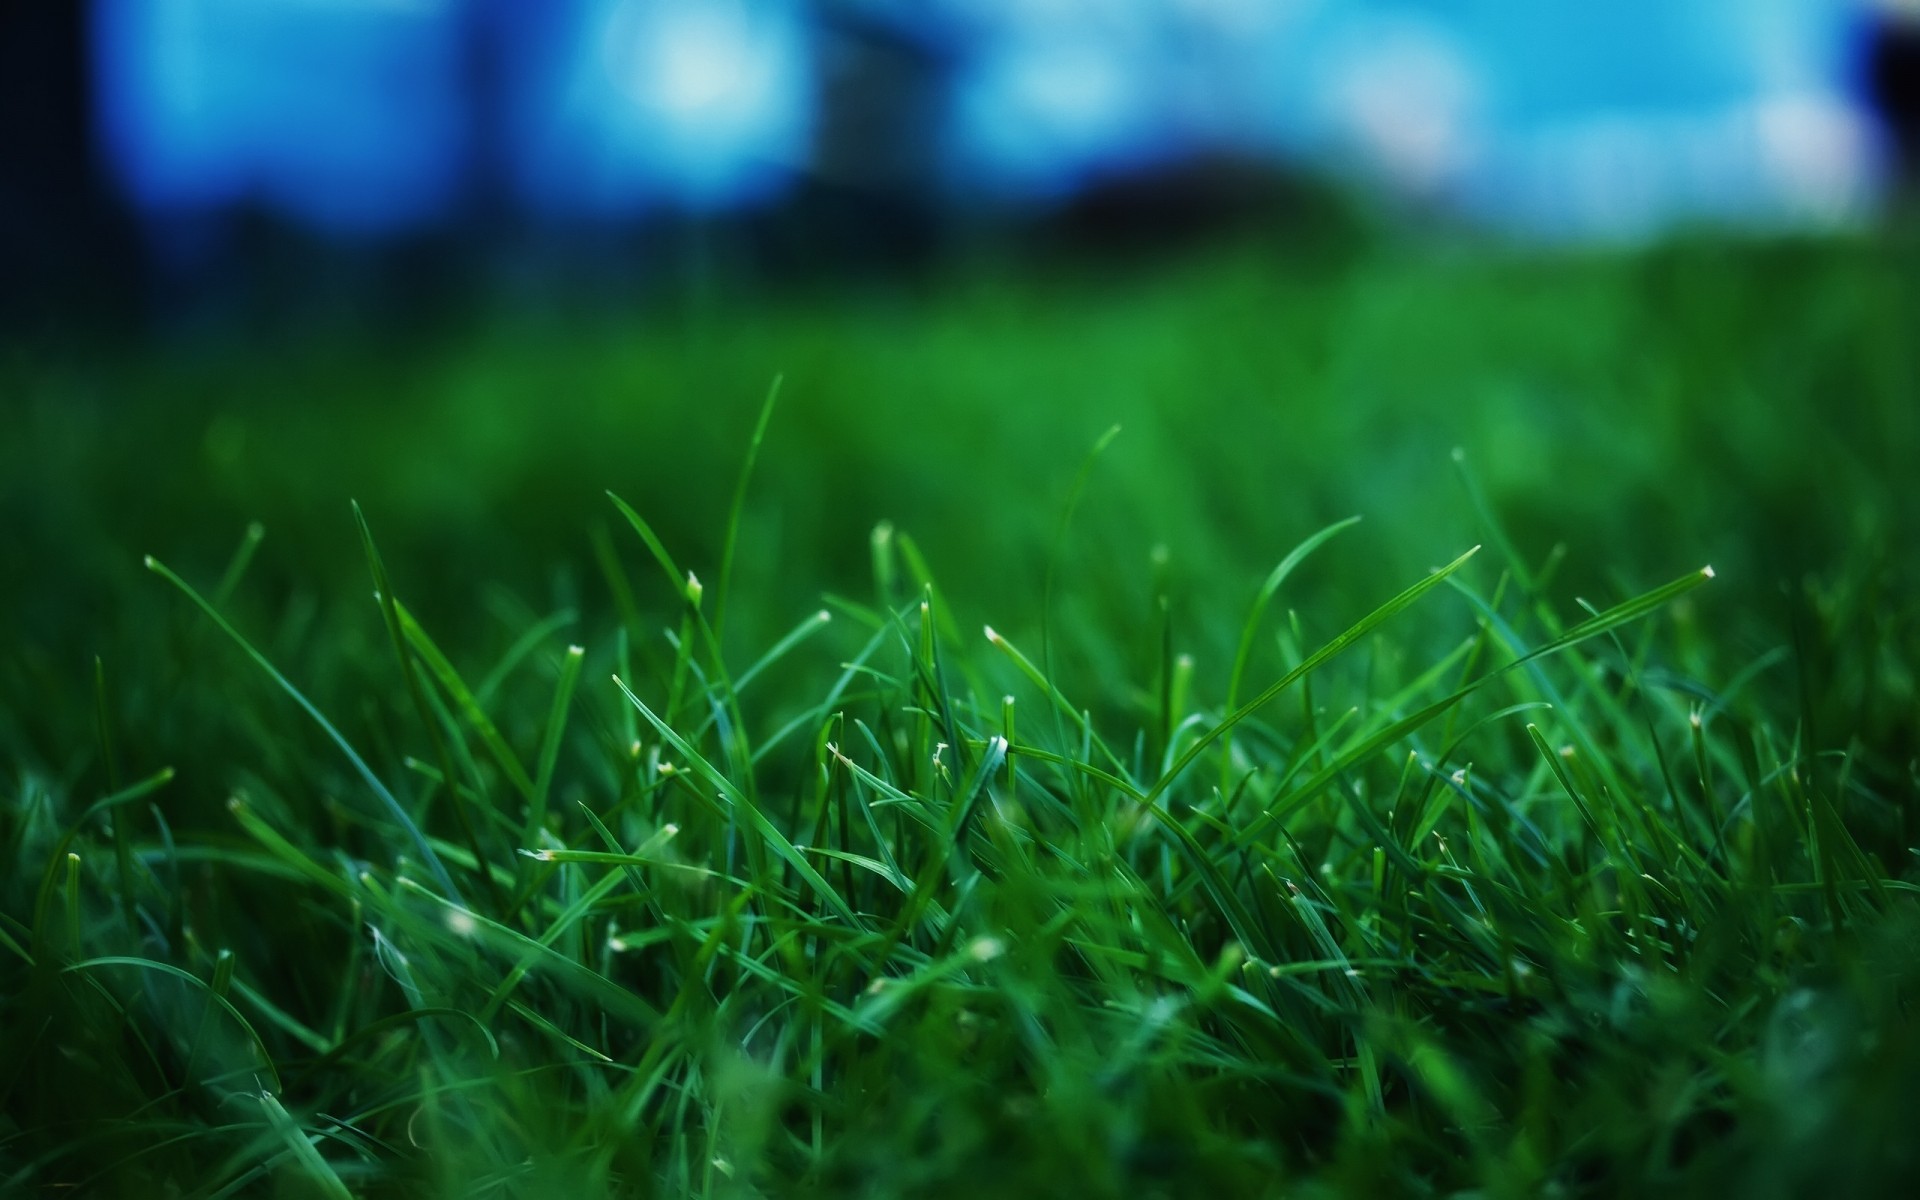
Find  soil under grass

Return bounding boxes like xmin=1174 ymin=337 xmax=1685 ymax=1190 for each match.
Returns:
xmin=3 ymin=230 xmax=1917 ymax=1196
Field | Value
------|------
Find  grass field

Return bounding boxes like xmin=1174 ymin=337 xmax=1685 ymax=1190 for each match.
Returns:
xmin=3 ymin=228 xmax=1918 ymax=1196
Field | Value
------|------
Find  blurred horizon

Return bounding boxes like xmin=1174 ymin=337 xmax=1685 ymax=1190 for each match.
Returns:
xmin=4 ymin=1 xmax=1919 ymax=334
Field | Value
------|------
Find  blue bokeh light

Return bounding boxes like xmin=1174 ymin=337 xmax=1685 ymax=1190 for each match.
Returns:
xmin=92 ymin=0 xmax=469 ymax=234
xmin=87 ymin=0 xmax=1885 ymax=240
xmin=497 ymin=0 xmax=814 ymax=218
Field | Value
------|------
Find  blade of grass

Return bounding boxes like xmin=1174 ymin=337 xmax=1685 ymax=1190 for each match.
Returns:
xmin=355 ymin=503 xmax=499 ymax=910
xmin=257 ymin=1089 xmax=353 ymax=1200
xmin=145 ymin=554 xmax=459 ymax=901
xmin=1149 ymin=545 xmax=1483 ymax=807
xmin=714 ymin=374 xmax=782 ymax=641
xmin=1220 ymin=516 xmax=1363 ymax=795
xmin=524 ymin=644 xmax=586 ymax=855
xmin=613 ymin=675 xmax=865 ymax=931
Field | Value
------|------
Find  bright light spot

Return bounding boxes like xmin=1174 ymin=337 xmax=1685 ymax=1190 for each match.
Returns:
xmin=1327 ymin=20 xmax=1480 ymax=192
xmin=604 ymin=1 xmax=765 ymax=119
xmin=560 ymin=0 xmax=811 ymax=210
xmin=658 ymin=18 xmax=763 ymax=117
xmin=1014 ymin=49 xmax=1127 ymax=131
xmin=1754 ymin=94 xmax=1872 ymax=221
xmin=953 ymin=29 xmax=1166 ymax=198
xmin=968 ymin=935 xmax=1006 ymax=962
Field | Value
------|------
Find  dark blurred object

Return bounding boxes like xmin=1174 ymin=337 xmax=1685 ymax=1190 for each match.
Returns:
xmin=739 ymin=2 xmax=959 ymax=280
xmin=1030 ymin=157 xmax=1360 ymax=264
xmin=1866 ymin=4 xmax=1920 ymax=188
xmin=0 ymin=4 xmax=141 ymax=334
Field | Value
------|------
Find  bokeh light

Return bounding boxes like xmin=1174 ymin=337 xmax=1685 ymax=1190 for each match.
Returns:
xmin=85 ymin=0 xmax=1890 ymax=240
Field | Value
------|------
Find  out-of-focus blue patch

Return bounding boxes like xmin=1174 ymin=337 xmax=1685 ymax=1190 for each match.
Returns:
xmin=496 ymin=0 xmax=813 ymax=217
xmin=946 ymin=25 xmax=1174 ymax=201
xmin=1436 ymin=0 xmax=1878 ymax=235
xmin=92 ymin=0 xmax=469 ymax=235
xmin=934 ymin=0 xmax=1878 ymax=230
xmin=86 ymin=0 xmax=1880 ymax=240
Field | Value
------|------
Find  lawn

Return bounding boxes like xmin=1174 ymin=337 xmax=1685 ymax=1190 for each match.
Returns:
xmin=3 ymin=227 xmax=1917 ymax=1196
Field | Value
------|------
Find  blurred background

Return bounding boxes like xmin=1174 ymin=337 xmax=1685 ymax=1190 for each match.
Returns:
xmin=3 ymin=1 xmax=1918 ymax=780
xmin=4 ymin=0 xmax=1918 ymax=331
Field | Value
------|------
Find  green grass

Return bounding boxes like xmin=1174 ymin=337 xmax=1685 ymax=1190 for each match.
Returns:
xmin=3 ymin=229 xmax=1918 ymax=1196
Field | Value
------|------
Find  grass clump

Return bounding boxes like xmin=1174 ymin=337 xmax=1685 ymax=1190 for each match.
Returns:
xmin=3 ymin=234 xmax=1918 ymax=1195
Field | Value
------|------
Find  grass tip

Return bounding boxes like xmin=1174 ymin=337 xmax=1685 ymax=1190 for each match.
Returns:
xmin=685 ymin=571 xmax=703 ymax=606
xmin=984 ymin=625 xmax=1004 ymax=646
xmin=142 ymin=554 xmax=157 ymax=570
xmin=517 ymin=848 xmax=555 ymax=862
xmin=1702 ymin=564 xmax=1716 ymax=579
xmin=567 ymin=644 xmax=584 ymax=658
xmin=816 ymin=609 xmax=831 ymax=623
